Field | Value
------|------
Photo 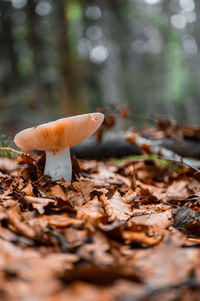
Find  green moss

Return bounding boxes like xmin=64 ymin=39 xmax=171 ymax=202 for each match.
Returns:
xmin=0 ymin=135 xmax=19 ymax=159
xmin=110 ymin=154 xmax=181 ymax=173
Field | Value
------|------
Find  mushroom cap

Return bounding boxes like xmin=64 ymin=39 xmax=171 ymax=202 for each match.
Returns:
xmin=14 ymin=113 xmax=104 ymax=152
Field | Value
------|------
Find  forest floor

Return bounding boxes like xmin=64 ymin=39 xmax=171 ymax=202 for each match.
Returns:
xmin=0 ymin=134 xmax=200 ymax=300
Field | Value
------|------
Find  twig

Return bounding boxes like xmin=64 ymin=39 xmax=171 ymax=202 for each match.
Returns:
xmin=98 ymin=106 xmax=155 ymax=123
xmin=0 ymin=147 xmax=23 ymax=156
xmin=126 ymin=132 xmax=200 ymax=173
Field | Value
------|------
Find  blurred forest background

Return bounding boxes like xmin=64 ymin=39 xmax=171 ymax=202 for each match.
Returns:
xmin=0 ymin=0 xmax=200 ymax=136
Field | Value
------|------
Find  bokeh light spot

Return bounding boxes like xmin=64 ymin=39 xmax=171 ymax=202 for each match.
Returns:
xmin=35 ymin=1 xmax=52 ymax=16
xmin=86 ymin=26 xmax=102 ymax=40
xmin=179 ymin=0 xmax=195 ymax=12
xmin=144 ymin=0 xmax=161 ymax=4
xmin=11 ymin=0 xmax=27 ymax=9
xmin=85 ymin=5 xmax=102 ymax=20
xmin=182 ymin=35 xmax=198 ymax=54
xmin=171 ymin=14 xmax=186 ymax=29
xmin=89 ymin=45 xmax=108 ymax=64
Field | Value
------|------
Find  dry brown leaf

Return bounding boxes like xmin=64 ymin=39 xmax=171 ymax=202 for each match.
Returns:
xmin=7 ymin=204 xmax=35 ymax=239
xmin=47 ymin=184 xmax=68 ymax=201
xmin=0 ymin=148 xmax=199 ymax=301
xmin=100 ymin=191 xmax=132 ymax=222
xmin=23 ymin=195 xmax=56 ymax=214
xmin=28 ymin=214 xmax=82 ymax=229
xmin=130 ymin=209 xmax=173 ymax=228
xmin=77 ymin=196 xmax=103 ymax=219
xmin=20 ymin=180 xmax=35 ymax=196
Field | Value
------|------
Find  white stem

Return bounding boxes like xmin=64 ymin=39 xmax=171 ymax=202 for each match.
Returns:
xmin=44 ymin=148 xmax=72 ymax=181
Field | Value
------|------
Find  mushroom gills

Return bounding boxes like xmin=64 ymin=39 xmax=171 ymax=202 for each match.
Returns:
xmin=44 ymin=147 xmax=72 ymax=181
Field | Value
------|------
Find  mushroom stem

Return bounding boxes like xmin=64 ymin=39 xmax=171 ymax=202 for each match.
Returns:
xmin=44 ymin=147 xmax=72 ymax=181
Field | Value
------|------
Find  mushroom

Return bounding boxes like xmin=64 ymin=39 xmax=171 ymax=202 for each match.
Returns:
xmin=14 ymin=113 xmax=104 ymax=181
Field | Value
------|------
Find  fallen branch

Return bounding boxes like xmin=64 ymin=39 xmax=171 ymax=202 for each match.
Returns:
xmin=71 ymin=132 xmax=200 ymax=159
xmin=126 ymin=132 xmax=200 ymax=172
xmin=0 ymin=147 xmax=23 ymax=158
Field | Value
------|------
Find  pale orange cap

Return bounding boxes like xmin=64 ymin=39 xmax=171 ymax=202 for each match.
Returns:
xmin=14 ymin=113 xmax=104 ymax=152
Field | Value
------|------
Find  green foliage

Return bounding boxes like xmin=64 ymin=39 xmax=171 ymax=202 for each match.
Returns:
xmin=167 ymin=32 xmax=190 ymax=104
xmin=111 ymin=154 xmax=181 ymax=173
xmin=152 ymin=15 xmax=168 ymax=26
xmin=0 ymin=135 xmax=19 ymax=159
xmin=18 ymin=56 xmax=33 ymax=76
xmin=0 ymin=0 xmax=200 ymax=128
xmin=66 ymin=0 xmax=82 ymax=21
xmin=66 ymin=0 xmax=83 ymax=57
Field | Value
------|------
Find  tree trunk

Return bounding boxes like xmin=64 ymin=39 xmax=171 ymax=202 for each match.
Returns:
xmin=26 ymin=0 xmax=43 ymax=100
xmin=0 ymin=1 xmax=19 ymax=93
xmin=53 ymin=0 xmax=83 ymax=116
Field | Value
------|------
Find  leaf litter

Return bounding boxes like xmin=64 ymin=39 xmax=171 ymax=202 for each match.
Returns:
xmin=0 ymin=150 xmax=199 ymax=300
